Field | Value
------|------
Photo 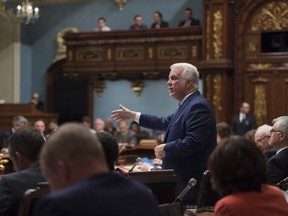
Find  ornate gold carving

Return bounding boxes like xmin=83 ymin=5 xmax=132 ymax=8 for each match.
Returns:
xmin=251 ymin=1 xmax=288 ymax=31
xmin=213 ymin=10 xmax=223 ymax=59
xmin=130 ymin=80 xmax=144 ymax=96
xmin=76 ymin=48 xmax=104 ymax=62
xmin=54 ymin=27 xmax=78 ymax=62
xmin=158 ymin=46 xmax=187 ymax=59
xmin=213 ymin=74 xmax=223 ymax=111
xmin=148 ymin=47 xmax=153 ymax=59
xmin=254 ymin=84 xmax=267 ymax=125
xmin=206 ymin=8 xmax=210 ymax=60
xmin=91 ymin=80 xmax=106 ymax=97
xmin=142 ymin=72 xmax=159 ymax=79
xmin=107 ymin=48 xmax=112 ymax=60
xmin=115 ymin=0 xmax=126 ymax=11
xmin=116 ymin=47 xmax=144 ymax=60
xmin=252 ymin=77 xmax=268 ymax=83
xmin=205 ymin=74 xmax=211 ymax=102
xmin=249 ymin=63 xmax=272 ymax=70
xmin=66 ymin=35 xmax=202 ymax=46
xmin=0 ymin=154 xmax=8 ymax=173
xmin=283 ymin=63 xmax=288 ymax=68
xmin=192 ymin=45 xmax=197 ymax=58
xmin=68 ymin=50 xmax=73 ymax=61
xmin=248 ymin=41 xmax=257 ymax=52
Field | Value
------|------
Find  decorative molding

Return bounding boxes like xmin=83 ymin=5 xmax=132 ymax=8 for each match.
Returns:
xmin=54 ymin=27 xmax=78 ymax=62
xmin=158 ymin=46 xmax=187 ymax=59
xmin=116 ymin=47 xmax=144 ymax=61
xmin=254 ymin=84 xmax=267 ymax=125
xmin=65 ymin=35 xmax=202 ymax=46
xmin=251 ymin=1 xmax=288 ymax=31
xmin=213 ymin=10 xmax=223 ymax=59
xmin=142 ymin=72 xmax=159 ymax=79
xmin=76 ymin=47 xmax=104 ymax=62
xmin=205 ymin=74 xmax=212 ymax=102
xmin=213 ymin=74 xmax=223 ymax=112
xmin=205 ymin=8 xmax=210 ymax=60
xmin=247 ymin=41 xmax=257 ymax=53
xmin=102 ymin=72 xmax=117 ymax=80
xmin=130 ymin=80 xmax=144 ymax=96
xmin=248 ymin=63 xmax=273 ymax=70
xmin=252 ymin=77 xmax=268 ymax=83
xmin=107 ymin=48 xmax=112 ymax=60
xmin=10 ymin=0 xmax=94 ymax=5
xmin=91 ymin=80 xmax=106 ymax=97
xmin=192 ymin=45 xmax=197 ymax=58
xmin=148 ymin=47 xmax=153 ymax=59
xmin=0 ymin=153 xmax=8 ymax=173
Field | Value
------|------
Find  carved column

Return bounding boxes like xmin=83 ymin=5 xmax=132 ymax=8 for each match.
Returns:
xmin=199 ymin=0 xmax=235 ymax=123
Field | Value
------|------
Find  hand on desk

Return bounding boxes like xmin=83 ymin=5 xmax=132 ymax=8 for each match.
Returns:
xmin=154 ymin=144 xmax=166 ymax=159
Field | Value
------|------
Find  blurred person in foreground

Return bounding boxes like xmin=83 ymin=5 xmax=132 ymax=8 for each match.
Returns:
xmin=209 ymin=136 xmax=288 ymax=216
xmin=0 ymin=126 xmax=45 ymax=216
xmin=32 ymin=123 xmax=160 ymax=216
xmin=111 ymin=62 xmax=216 ymax=205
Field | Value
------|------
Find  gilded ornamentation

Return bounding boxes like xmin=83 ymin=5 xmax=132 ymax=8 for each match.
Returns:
xmin=77 ymin=48 xmax=104 ymax=62
xmin=130 ymin=80 xmax=144 ymax=96
xmin=254 ymin=84 xmax=267 ymax=126
xmin=283 ymin=63 xmax=288 ymax=68
xmin=252 ymin=77 xmax=268 ymax=83
xmin=192 ymin=45 xmax=197 ymax=58
xmin=68 ymin=50 xmax=73 ymax=61
xmin=205 ymin=74 xmax=211 ymax=102
xmin=91 ymin=80 xmax=106 ymax=97
xmin=116 ymin=47 xmax=144 ymax=60
xmin=249 ymin=63 xmax=272 ymax=70
xmin=148 ymin=47 xmax=153 ymax=59
xmin=248 ymin=41 xmax=257 ymax=53
xmin=213 ymin=10 xmax=223 ymax=59
xmin=142 ymin=72 xmax=159 ymax=79
xmin=158 ymin=46 xmax=187 ymax=59
xmin=213 ymin=74 xmax=223 ymax=112
xmin=206 ymin=8 xmax=210 ymax=60
xmin=107 ymin=48 xmax=112 ymax=60
xmin=251 ymin=1 xmax=288 ymax=31
xmin=0 ymin=154 xmax=8 ymax=173
xmin=102 ymin=72 xmax=117 ymax=80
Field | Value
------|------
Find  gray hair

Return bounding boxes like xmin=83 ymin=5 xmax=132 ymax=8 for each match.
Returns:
xmin=272 ymin=116 xmax=288 ymax=137
xmin=170 ymin=63 xmax=199 ymax=88
xmin=255 ymin=124 xmax=272 ymax=136
xmin=12 ymin=116 xmax=28 ymax=127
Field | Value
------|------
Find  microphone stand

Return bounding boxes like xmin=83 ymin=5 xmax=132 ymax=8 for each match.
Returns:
xmin=128 ymin=157 xmax=141 ymax=174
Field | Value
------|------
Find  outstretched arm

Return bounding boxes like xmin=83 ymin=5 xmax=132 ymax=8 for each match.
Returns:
xmin=111 ymin=104 xmax=137 ymax=121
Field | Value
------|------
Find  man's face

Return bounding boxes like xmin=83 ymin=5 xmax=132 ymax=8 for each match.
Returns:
xmin=240 ymin=103 xmax=250 ymax=114
xmin=255 ymin=131 xmax=270 ymax=151
xmin=34 ymin=121 xmax=45 ymax=134
xmin=98 ymin=19 xmax=105 ymax=28
xmin=119 ymin=122 xmax=128 ymax=134
xmin=269 ymin=125 xmax=284 ymax=149
xmin=167 ymin=67 xmax=188 ymax=101
xmin=153 ymin=13 xmax=161 ymax=22
xmin=95 ymin=120 xmax=104 ymax=132
xmin=184 ymin=10 xmax=192 ymax=20
xmin=13 ymin=123 xmax=25 ymax=131
xmin=134 ymin=16 xmax=142 ymax=26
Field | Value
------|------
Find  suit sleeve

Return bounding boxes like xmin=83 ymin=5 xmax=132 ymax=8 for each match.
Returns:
xmin=164 ymin=102 xmax=215 ymax=158
xmin=32 ymin=197 xmax=63 ymax=216
xmin=139 ymin=114 xmax=173 ymax=131
xmin=0 ymin=177 xmax=14 ymax=215
xmin=267 ymin=157 xmax=284 ymax=184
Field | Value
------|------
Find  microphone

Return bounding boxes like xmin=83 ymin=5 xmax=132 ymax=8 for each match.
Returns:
xmin=276 ymin=176 xmax=288 ymax=190
xmin=173 ymin=178 xmax=197 ymax=203
xmin=128 ymin=157 xmax=142 ymax=173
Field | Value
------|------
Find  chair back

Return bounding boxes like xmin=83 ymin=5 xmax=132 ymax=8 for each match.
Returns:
xmin=18 ymin=182 xmax=50 ymax=216
xmin=129 ymin=169 xmax=179 ymax=204
xmin=196 ymin=170 xmax=220 ymax=212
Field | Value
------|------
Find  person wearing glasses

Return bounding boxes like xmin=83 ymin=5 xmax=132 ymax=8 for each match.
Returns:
xmin=267 ymin=116 xmax=288 ymax=185
xmin=254 ymin=124 xmax=276 ymax=160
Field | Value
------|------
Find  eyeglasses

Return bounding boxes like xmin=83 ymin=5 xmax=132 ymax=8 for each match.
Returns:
xmin=270 ymin=128 xmax=284 ymax=135
xmin=256 ymin=135 xmax=270 ymax=143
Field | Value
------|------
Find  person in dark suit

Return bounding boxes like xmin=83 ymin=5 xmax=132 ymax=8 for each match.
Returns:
xmin=0 ymin=126 xmax=45 ymax=216
xmin=30 ymin=92 xmax=45 ymax=111
xmin=0 ymin=115 xmax=28 ymax=150
xmin=111 ymin=63 xmax=217 ymax=205
xmin=129 ymin=15 xmax=147 ymax=30
xmin=178 ymin=8 xmax=200 ymax=27
xmin=267 ymin=116 xmax=288 ymax=185
xmin=151 ymin=11 xmax=169 ymax=29
xmin=32 ymin=123 xmax=160 ymax=216
xmin=231 ymin=102 xmax=256 ymax=135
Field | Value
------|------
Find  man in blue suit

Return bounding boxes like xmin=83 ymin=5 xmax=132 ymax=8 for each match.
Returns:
xmin=111 ymin=62 xmax=217 ymax=204
xmin=32 ymin=123 xmax=160 ymax=216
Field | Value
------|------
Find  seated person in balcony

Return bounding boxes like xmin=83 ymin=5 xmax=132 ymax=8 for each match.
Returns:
xmin=0 ymin=126 xmax=45 ymax=216
xmin=129 ymin=121 xmax=149 ymax=143
xmin=129 ymin=15 xmax=147 ymax=30
xmin=178 ymin=8 xmax=200 ymax=27
xmin=114 ymin=120 xmax=137 ymax=147
xmin=32 ymin=123 xmax=160 ymax=216
xmin=94 ymin=17 xmax=111 ymax=32
xmin=30 ymin=92 xmax=45 ymax=111
xmin=151 ymin=11 xmax=169 ymax=29
xmin=0 ymin=115 xmax=28 ymax=152
xmin=209 ymin=136 xmax=288 ymax=216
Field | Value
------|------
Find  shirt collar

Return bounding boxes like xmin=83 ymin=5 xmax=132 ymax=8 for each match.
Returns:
xmin=179 ymin=90 xmax=197 ymax=105
xmin=276 ymin=146 xmax=288 ymax=154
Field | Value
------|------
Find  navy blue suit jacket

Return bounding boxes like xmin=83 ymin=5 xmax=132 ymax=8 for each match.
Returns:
xmin=267 ymin=148 xmax=288 ymax=185
xmin=139 ymin=91 xmax=216 ymax=204
xmin=32 ymin=172 xmax=160 ymax=216
xmin=0 ymin=164 xmax=45 ymax=216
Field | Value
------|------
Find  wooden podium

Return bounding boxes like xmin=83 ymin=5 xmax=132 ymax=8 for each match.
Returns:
xmin=0 ymin=103 xmax=58 ymax=132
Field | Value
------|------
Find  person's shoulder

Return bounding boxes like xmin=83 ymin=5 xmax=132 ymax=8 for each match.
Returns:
xmin=178 ymin=20 xmax=185 ymax=26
